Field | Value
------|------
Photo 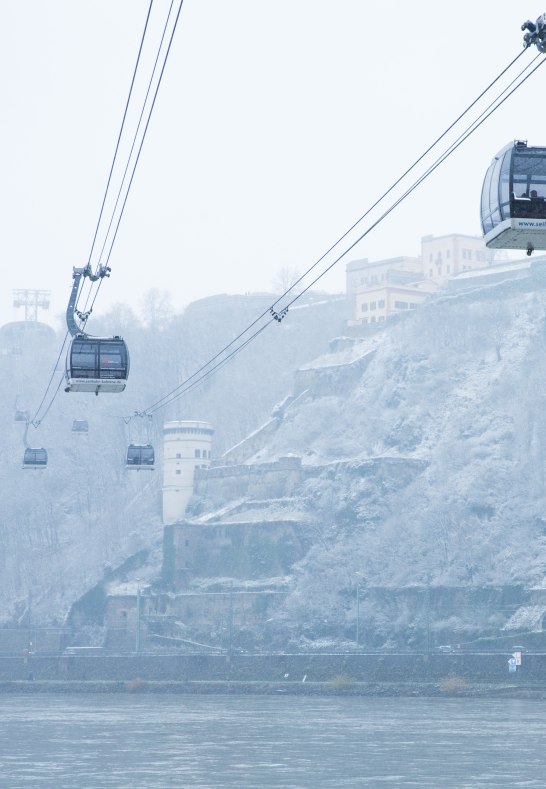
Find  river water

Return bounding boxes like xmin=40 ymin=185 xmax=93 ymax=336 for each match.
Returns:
xmin=0 ymin=693 xmax=544 ymax=787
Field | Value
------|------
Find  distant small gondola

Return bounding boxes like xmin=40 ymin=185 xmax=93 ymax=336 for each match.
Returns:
xmin=22 ymin=448 xmax=48 ymax=469
xmin=126 ymin=443 xmax=155 ymax=470
xmin=72 ymin=419 xmax=89 ymax=433
xmin=481 ymin=140 xmax=546 ymax=255
xmin=65 ymin=335 xmax=129 ymax=394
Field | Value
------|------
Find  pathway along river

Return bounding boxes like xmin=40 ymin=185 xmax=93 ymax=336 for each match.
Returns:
xmin=0 ymin=693 xmax=544 ymax=787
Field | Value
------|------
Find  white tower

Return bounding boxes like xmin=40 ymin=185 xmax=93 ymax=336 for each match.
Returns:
xmin=162 ymin=420 xmax=214 ymax=524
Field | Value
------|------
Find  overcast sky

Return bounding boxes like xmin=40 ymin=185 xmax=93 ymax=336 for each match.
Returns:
xmin=1 ymin=1 xmax=544 ymax=329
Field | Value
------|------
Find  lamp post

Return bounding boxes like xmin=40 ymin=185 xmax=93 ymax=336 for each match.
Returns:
xmin=135 ymin=586 xmax=141 ymax=654
xmin=228 ymin=582 xmax=234 ymax=655
xmin=356 ymin=586 xmax=360 ymax=648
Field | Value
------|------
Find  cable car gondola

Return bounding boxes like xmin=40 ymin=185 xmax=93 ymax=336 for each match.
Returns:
xmin=64 ymin=265 xmax=130 ymax=394
xmin=65 ymin=335 xmax=129 ymax=394
xmin=22 ymin=448 xmax=48 ymax=469
xmin=72 ymin=419 xmax=89 ymax=433
xmin=481 ymin=140 xmax=546 ymax=255
xmin=126 ymin=443 xmax=155 ymax=470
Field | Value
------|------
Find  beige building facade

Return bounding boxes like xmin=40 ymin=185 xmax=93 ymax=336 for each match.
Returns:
xmin=347 ymin=233 xmax=496 ymax=327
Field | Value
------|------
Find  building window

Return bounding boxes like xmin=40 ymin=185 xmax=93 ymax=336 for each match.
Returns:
xmin=394 ymin=300 xmax=408 ymax=310
xmin=185 ymin=539 xmax=189 ymax=546
xmin=361 ymin=303 xmax=368 ymax=312
xmin=446 ymin=265 xmax=450 ymax=273
xmin=378 ymin=299 xmax=385 ymax=308
xmin=429 ymin=254 xmax=433 ymax=261
xmin=446 ymin=249 xmax=450 ymax=258
xmin=378 ymin=315 xmax=385 ymax=321
xmin=370 ymin=301 xmax=376 ymax=310
xmin=462 ymin=248 xmax=471 ymax=259
xmin=195 ymin=449 xmax=201 ymax=458
xmin=409 ymin=303 xmax=418 ymax=309
xmin=175 ymin=453 xmax=181 ymax=459
xmin=429 ymin=269 xmax=433 ymax=277
xmin=371 ymin=316 xmax=376 ymax=322
xmin=176 ymin=470 xmax=181 ymax=475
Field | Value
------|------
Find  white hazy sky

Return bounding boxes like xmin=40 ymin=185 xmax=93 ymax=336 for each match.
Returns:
xmin=1 ymin=1 xmax=545 ymax=329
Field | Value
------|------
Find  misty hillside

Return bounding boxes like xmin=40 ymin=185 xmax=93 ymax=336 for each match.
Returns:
xmin=0 ymin=291 xmax=345 ymax=624
xmin=244 ymin=266 xmax=546 ymax=641
xmin=168 ymin=265 xmax=546 ymax=647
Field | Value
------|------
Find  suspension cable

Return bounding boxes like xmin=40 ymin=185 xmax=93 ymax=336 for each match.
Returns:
xmin=283 ymin=53 xmax=546 ymax=310
xmin=95 ymin=0 xmax=177 ymax=272
xmin=101 ymin=0 xmax=185 ymax=270
xmin=28 ymin=331 xmax=69 ymax=426
xmin=28 ymin=2 xmax=185 ymax=432
xmin=134 ymin=47 xmax=540 ymax=418
xmin=80 ymin=0 xmax=184 ymax=318
xmin=146 ymin=320 xmax=273 ymax=415
xmin=87 ymin=0 xmax=154 ymax=271
xmin=267 ymin=47 xmax=530 ymax=315
xmin=78 ymin=0 xmax=155 ymax=317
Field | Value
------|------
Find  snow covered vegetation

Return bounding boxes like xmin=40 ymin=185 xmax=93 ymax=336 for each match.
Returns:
xmin=5 ymin=266 xmax=546 ymax=650
xmin=0 ymin=291 xmax=344 ymax=626
xmin=185 ymin=266 xmax=546 ymax=649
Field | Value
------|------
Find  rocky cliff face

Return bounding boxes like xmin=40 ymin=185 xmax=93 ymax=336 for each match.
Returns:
xmin=182 ymin=266 xmax=546 ymax=649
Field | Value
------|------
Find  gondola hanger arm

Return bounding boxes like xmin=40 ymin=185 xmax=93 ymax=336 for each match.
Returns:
xmin=66 ymin=264 xmax=111 ymax=338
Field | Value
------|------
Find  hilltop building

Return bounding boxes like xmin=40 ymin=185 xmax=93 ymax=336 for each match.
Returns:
xmin=346 ymin=233 xmax=497 ymax=327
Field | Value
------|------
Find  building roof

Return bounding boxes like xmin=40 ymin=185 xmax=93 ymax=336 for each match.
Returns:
xmin=346 ymin=256 xmax=418 ymax=272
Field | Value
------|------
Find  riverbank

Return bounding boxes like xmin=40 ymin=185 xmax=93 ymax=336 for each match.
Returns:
xmin=1 ymin=679 xmax=545 ymax=698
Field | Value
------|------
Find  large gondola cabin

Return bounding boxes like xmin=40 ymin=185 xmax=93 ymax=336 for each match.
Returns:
xmin=481 ymin=140 xmax=546 ymax=255
xmin=65 ymin=336 xmax=129 ymax=394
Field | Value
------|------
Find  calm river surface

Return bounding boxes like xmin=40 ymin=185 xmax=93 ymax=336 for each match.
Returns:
xmin=0 ymin=693 xmax=544 ymax=788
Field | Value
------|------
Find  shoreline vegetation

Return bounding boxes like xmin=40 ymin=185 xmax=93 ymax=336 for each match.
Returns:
xmin=0 ymin=679 xmax=545 ymax=699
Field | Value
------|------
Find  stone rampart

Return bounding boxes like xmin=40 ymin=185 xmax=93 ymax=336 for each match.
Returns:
xmin=293 ymin=349 xmax=376 ymax=397
xmin=194 ymin=455 xmax=302 ymax=505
